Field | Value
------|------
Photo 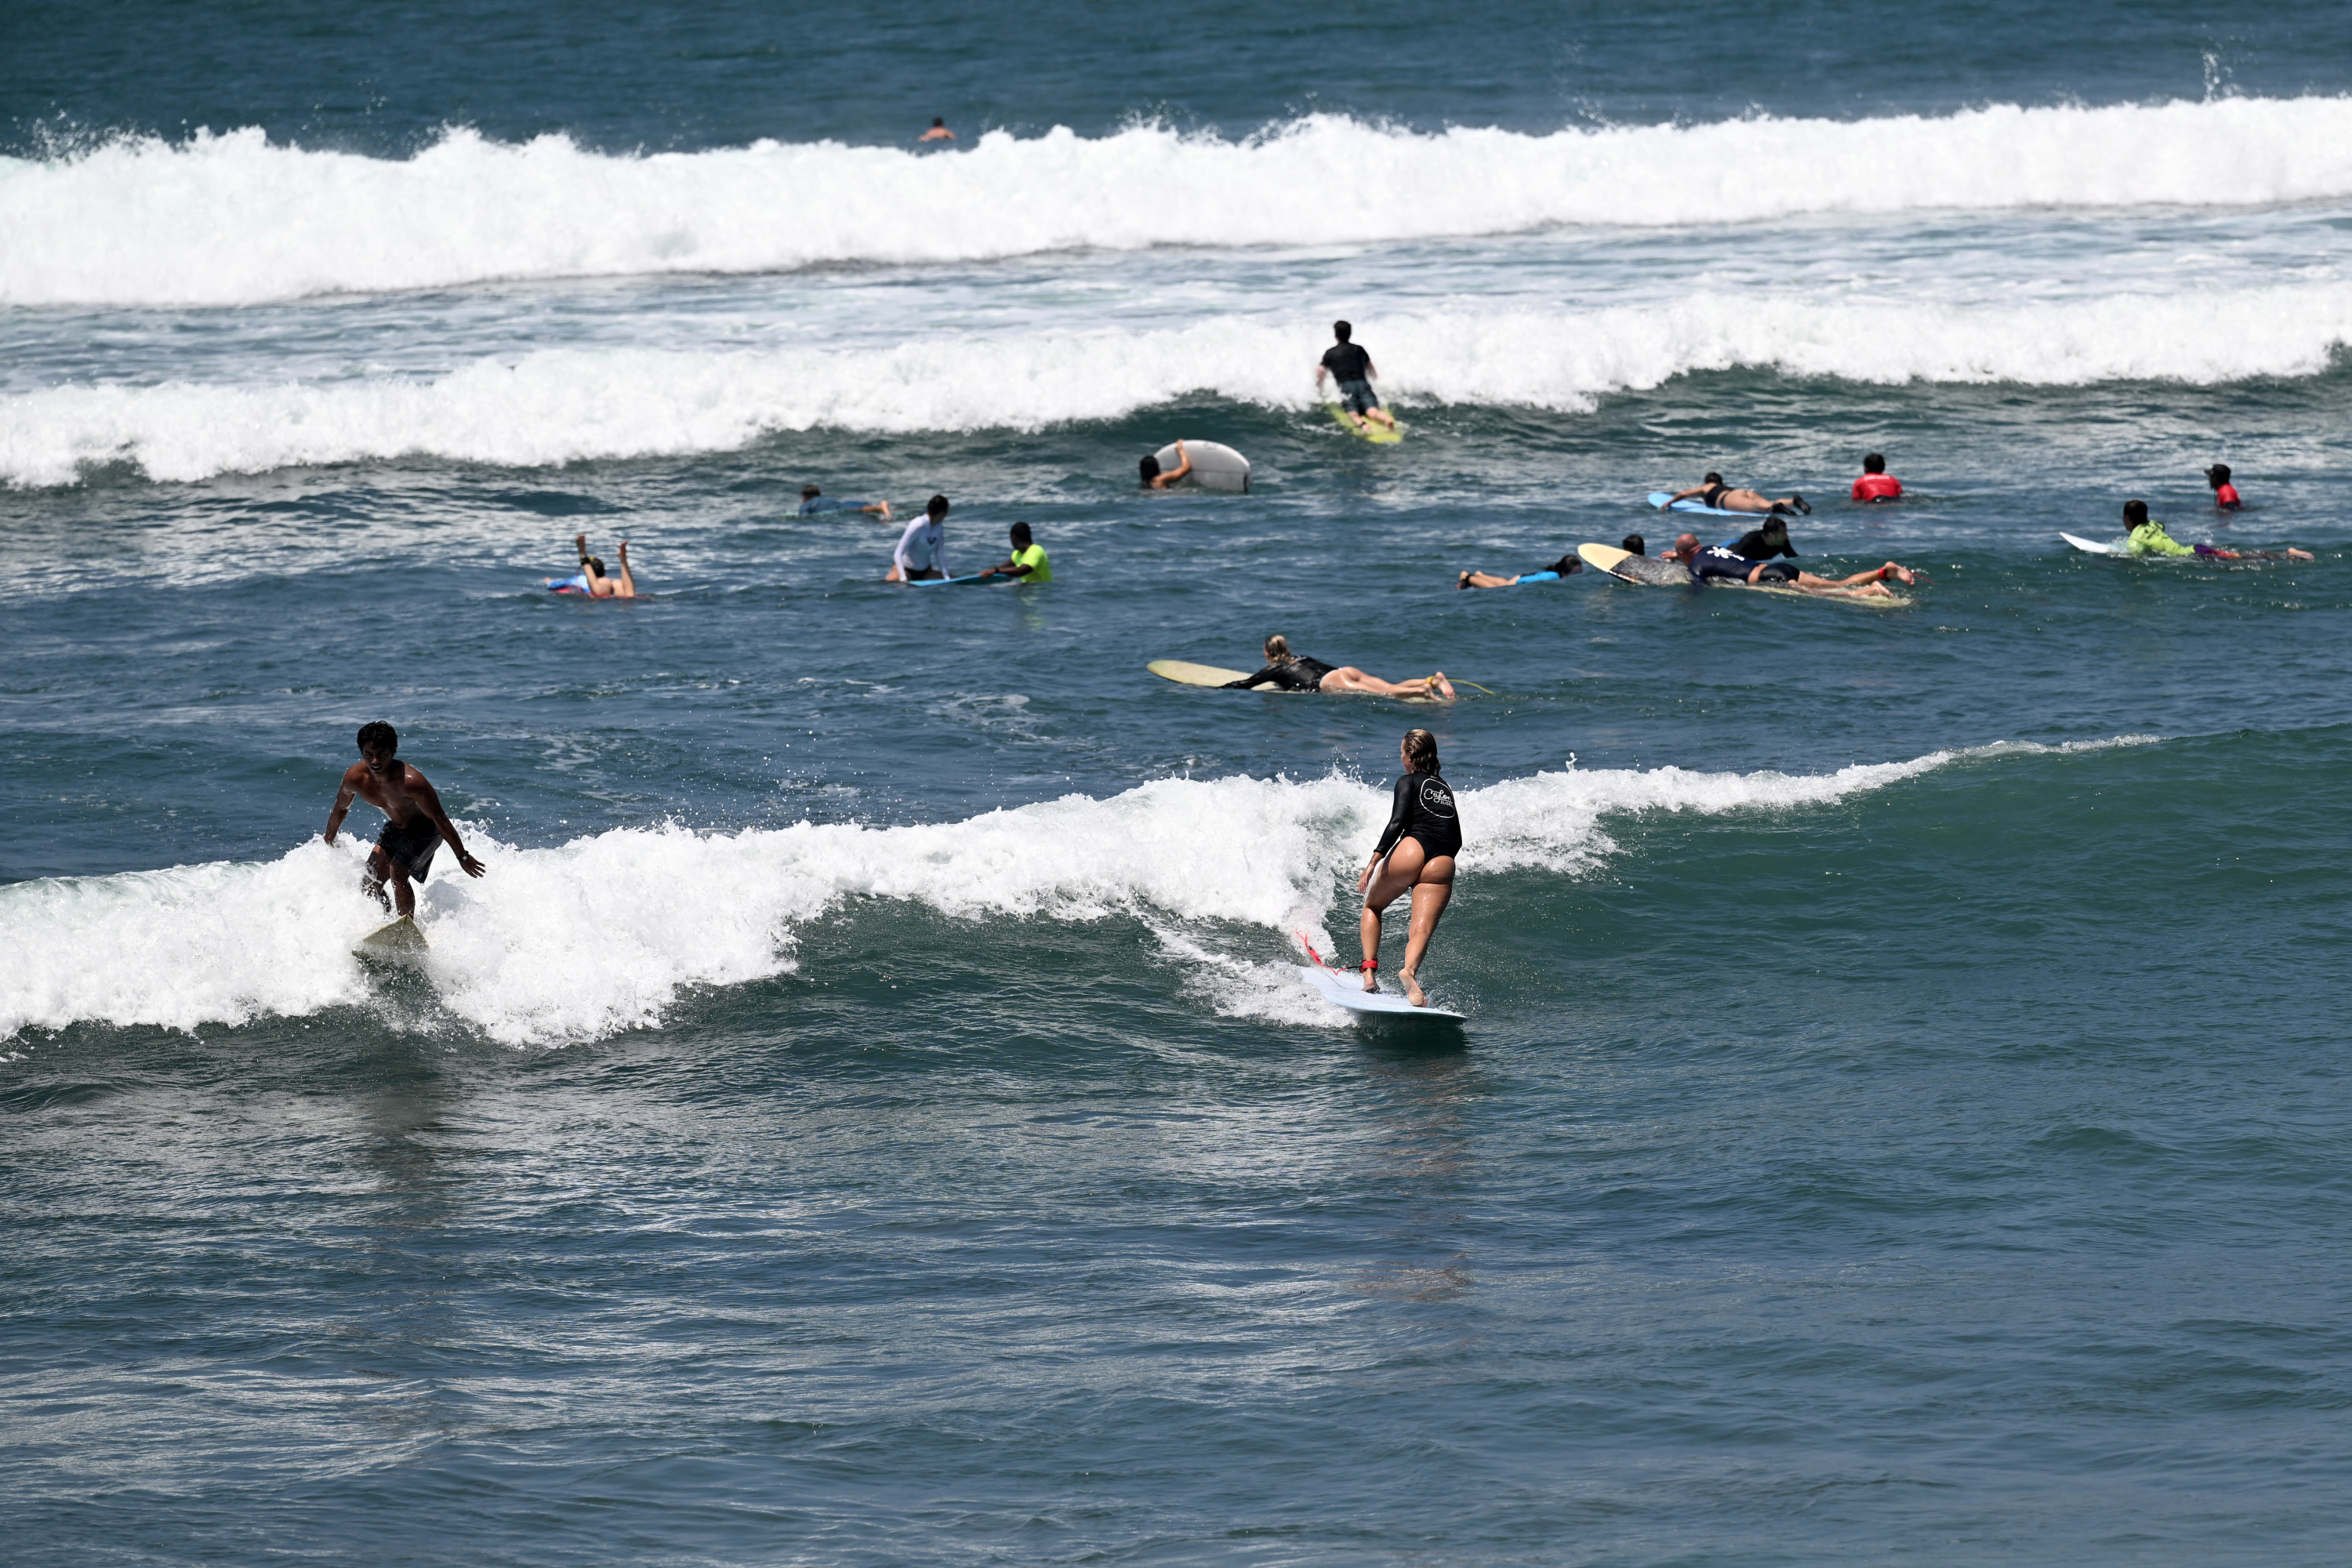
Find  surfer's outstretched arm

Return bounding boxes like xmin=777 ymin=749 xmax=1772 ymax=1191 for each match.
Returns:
xmin=404 ymin=768 xmax=486 ymax=880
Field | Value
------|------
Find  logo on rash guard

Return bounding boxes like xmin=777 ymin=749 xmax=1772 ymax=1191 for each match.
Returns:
xmin=1421 ymin=779 xmax=1455 ymax=818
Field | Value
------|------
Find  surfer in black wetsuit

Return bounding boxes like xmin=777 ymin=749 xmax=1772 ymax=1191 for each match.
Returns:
xmin=1457 ymin=554 xmax=1583 ymax=589
xmin=322 ymin=720 xmax=486 ymax=918
xmin=1218 ymin=635 xmax=1454 ymax=699
xmin=1357 ymin=728 xmax=1461 ymax=1008
xmin=1313 ymin=321 xmax=1398 ymax=433
xmin=1727 ymin=517 xmax=1797 ymax=561
xmin=1667 ymin=472 xmax=1809 ymax=516
xmin=1662 ymin=532 xmax=1918 ymax=594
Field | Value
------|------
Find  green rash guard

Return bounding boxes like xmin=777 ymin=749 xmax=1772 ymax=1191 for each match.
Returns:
xmin=1008 ymin=543 xmax=1051 ymax=582
xmin=2128 ymin=521 xmax=2194 ymax=557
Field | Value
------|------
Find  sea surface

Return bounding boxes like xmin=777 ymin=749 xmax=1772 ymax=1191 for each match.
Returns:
xmin=7 ymin=2 xmax=2352 ymax=1563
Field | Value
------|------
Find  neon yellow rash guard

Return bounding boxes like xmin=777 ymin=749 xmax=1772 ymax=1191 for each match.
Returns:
xmin=1009 ymin=543 xmax=1051 ymax=582
xmin=2128 ymin=521 xmax=2194 ymax=557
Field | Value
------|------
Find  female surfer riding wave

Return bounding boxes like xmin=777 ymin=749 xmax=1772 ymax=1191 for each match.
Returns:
xmin=1358 ymin=728 xmax=1460 ymax=1008
xmin=1218 ymin=635 xmax=1454 ymax=700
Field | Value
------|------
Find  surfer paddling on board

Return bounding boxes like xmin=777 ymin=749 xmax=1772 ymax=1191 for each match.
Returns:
xmin=1663 ymin=533 xmax=1920 ymax=594
xmin=323 ymin=722 xmax=485 ymax=919
xmin=1140 ymin=441 xmax=1193 ymax=488
xmin=1666 ymin=473 xmax=1810 ymax=516
xmin=1219 ymin=635 xmax=1454 ymax=699
xmin=1458 ymin=553 xmax=1583 ymax=589
xmin=1314 ymin=321 xmax=1397 ymax=434
xmin=798 ymin=485 xmax=890 ymax=518
xmin=1356 ymin=728 xmax=1461 ymax=1008
xmin=887 ymin=494 xmax=952 ymax=582
xmin=2122 ymin=499 xmax=2310 ymax=561
xmin=553 ymin=534 xmax=637 ymax=597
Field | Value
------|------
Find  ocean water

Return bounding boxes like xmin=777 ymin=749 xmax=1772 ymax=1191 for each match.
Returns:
xmin=7 ymin=2 xmax=2352 ymax=1562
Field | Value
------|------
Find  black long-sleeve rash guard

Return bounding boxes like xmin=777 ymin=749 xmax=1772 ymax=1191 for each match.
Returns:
xmin=1374 ymin=771 xmax=1462 ymax=860
xmin=1221 ymin=656 xmax=1334 ymax=691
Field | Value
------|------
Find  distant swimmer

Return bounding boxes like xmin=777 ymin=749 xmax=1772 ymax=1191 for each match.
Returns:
xmin=549 ymin=533 xmax=637 ymax=597
xmin=1663 ymin=532 xmax=1918 ymax=594
xmin=887 ymin=494 xmax=952 ymax=583
xmin=1314 ymin=320 xmax=1398 ymax=434
xmin=976 ymin=521 xmax=1052 ymax=583
xmin=323 ymin=721 xmax=485 ymax=919
xmin=1667 ymin=472 xmax=1810 ymax=516
xmin=1458 ymin=553 xmax=1583 ymax=589
xmin=2205 ymin=463 xmax=2242 ymax=511
xmin=1140 ymin=441 xmax=1193 ymax=488
xmin=798 ymin=485 xmax=891 ymax=518
xmin=1356 ymin=728 xmax=1460 ymax=1009
xmin=1219 ymin=634 xmax=1453 ymax=699
xmin=918 ymin=117 xmax=955 ymax=143
xmin=1621 ymin=534 xmax=1647 ymax=555
xmin=1852 ymin=453 xmax=1903 ymax=503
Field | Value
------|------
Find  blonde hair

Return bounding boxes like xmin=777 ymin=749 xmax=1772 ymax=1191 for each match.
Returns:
xmin=1262 ymin=634 xmax=1292 ymax=663
xmin=1402 ymin=728 xmax=1440 ymax=775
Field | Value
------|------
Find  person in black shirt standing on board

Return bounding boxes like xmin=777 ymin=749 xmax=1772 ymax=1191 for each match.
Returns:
xmin=1356 ymin=728 xmax=1461 ymax=1009
xmin=1314 ymin=320 xmax=1398 ymax=434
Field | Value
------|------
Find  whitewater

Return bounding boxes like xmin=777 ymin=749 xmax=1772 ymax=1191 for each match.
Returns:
xmin=9 ymin=98 xmax=2352 ymax=308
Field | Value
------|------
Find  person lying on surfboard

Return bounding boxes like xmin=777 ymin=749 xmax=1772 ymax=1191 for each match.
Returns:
xmin=1218 ymin=635 xmax=1454 ymax=699
xmin=1139 ymin=441 xmax=1192 ymax=489
xmin=1313 ymin=320 xmax=1398 ymax=434
xmin=554 ymin=534 xmax=638 ymax=597
xmin=323 ymin=720 xmax=485 ymax=919
xmin=1457 ymin=554 xmax=1583 ymax=589
xmin=1665 ymin=473 xmax=1810 ymax=515
xmin=2122 ymin=499 xmax=2310 ymax=561
xmin=1662 ymin=533 xmax=1919 ymax=594
xmin=1356 ymin=728 xmax=1461 ymax=1009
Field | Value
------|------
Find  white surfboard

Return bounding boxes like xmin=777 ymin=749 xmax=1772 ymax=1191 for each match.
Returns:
xmin=1152 ymin=440 xmax=1252 ymax=493
xmin=1298 ymin=964 xmax=1465 ymax=1021
xmin=2062 ymin=532 xmax=2128 ymax=556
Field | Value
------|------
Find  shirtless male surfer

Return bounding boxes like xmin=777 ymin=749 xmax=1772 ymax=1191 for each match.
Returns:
xmin=323 ymin=721 xmax=485 ymax=918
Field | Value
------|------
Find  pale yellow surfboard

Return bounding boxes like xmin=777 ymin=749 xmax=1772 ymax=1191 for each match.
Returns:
xmin=1149 ymin=659 xmax=1274 ymax=689
xmin=355 ymin=915 xmax=429 ymax=961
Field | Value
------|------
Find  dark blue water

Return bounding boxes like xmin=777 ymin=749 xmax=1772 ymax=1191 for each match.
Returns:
xmin=8 ymin=4 xmax=2352 ymax=1563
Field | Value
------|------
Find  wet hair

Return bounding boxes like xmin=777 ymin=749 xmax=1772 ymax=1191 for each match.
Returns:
xmin=1759 ymin=516 xmax=1790 ymax=535
xmin=1333 ymin=320 xmax=1352 ymax=342
xmin=2206 ymin=463 xmax=2232 ymax=485
xmin=800 ymin=483 xmax=822 ymax=497
xmin=1139 ymin=455 xmax=1161 ymax=485
xmin=1546 ymin=555 xmax=1580 ymax=576
xmin=926 ymin=493 xmax=950 ymax=517
xmin=1862 ymin=453 xmax=1886 ymax=474
xmin=586 ymin=556 xmax=607 ymax=575
xmin=931 ymin=118 xmax=946 ymax=128
xmin=1703 ymin=471 xmax=1723 ymax=486
xmin=2123 ymin=499 xmax=2150 ymax=527
xmin=1621 ymin=533 xmax=1646 ymax=555
xmin=1402 ymin=729 xmax=1441 ymax=776
xmin=357 ymin=720 xmax=397 ymax=757
xmin=1009 ymin=521 xmax=1033 ymax=545
xmin=1263 ymin=633 xmax=1293 ymax=663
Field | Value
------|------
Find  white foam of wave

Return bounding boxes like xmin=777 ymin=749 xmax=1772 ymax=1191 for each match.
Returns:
xmin=10 ymin=285 xmax=2351 ymax=486
xmin=7 ymin=98 xmax=2352 ymax=307
xmin=0 ymin=743 xmax=2109 ymax=1046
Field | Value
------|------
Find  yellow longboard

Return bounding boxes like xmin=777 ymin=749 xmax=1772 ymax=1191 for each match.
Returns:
xmin=1323 ymin=401 xmax=1403 ymax=445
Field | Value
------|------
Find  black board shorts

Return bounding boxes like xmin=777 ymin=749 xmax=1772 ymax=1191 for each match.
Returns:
xmin=376 ymin=815 xmax=441 ymax=880
xmin=1335 ymin=377 xmax=1380 ymax=414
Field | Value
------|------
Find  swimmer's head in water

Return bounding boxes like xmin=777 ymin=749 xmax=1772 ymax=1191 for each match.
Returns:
xmin=1009 ymin=521 xmax=1033 ymax=546
xmin=2206 ymin=463 xmax=2232 ymax=485
xmin=1139 ymin=455 xmax=1160 ymax=485
xmin=927 ymin=494 xmax=950 ymax=520
xmin=2123 ymin=499 xmax=2151 ymax=527
xmin=1263 ymin=633 xmax=1292 ymax=663
xmin=1621 ymin=534 xmax=1646 ymax=554
xmin=1863 ymin=453 xmax=1886 ymax=474
xmin=357 ymin=720 xmax=398 ymax=759
xmin=1333 ymin=320 xmax=1352 ymax=343
xmin=1759 ymin=517 xmax=1790 ymax=539
xmin=931 ymin=117 xmax=946 ymax=128
xmin=1402 ymin=728 xmax=1441 ymax=776
xmin=1673 ymin=532 xmax=1701 ymax=557
xmin=800 ymin=484 xmax=821 ymax=498
xmin=1703 ymin=471 xmax=1723 ymax=486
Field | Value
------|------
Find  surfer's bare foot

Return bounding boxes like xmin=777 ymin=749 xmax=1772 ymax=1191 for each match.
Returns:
xmin=1456 ymin=571 xmax=1472 ymax=590
xmin=1878 ymin=562 xmax=1917 ymax=585
xmin=2290 ymin=547 xmax=2315 ymax=561
xmin=1360 ymin=962 xmax=1377 ymax=993
xmin=1401 ymin=971 xmax=1427 ymax=1007
xmin=1426 ymin=672 xmax=1457 ymax=700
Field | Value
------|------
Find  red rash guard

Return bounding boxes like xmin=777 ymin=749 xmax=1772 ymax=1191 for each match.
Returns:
xmin=1852 ymin=472 xmax=1903 ymax=502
